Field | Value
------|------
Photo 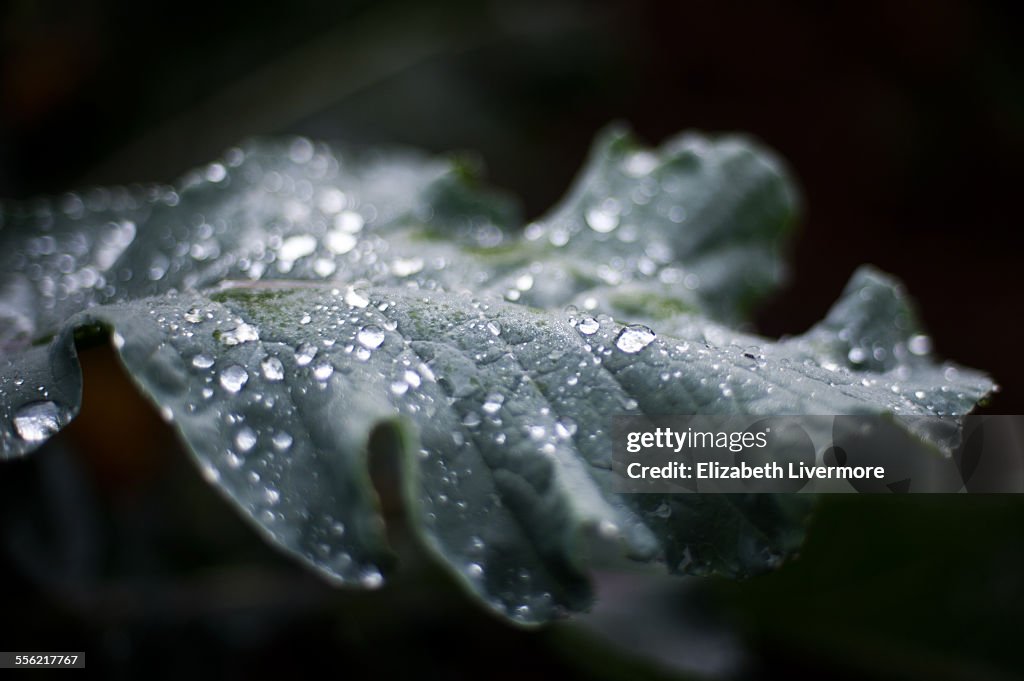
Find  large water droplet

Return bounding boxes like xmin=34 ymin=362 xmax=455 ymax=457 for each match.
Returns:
xmin=908 ymin=334 xmax=932 ymax=356
xmin=278 ymin=234 xmax=317 ymax=262
xmin=615 ymin=325 xmax=656 ymax=353
xmin=219 ymin=365 xmax=249 ymax=393
xmin=357 ymin=325 xmax=385 ymax=349
xmin=344 ymin=287 xmax=370 ymax=308
xmin=192 ymin=354 xmax=215 ymax=369
xmin=220 ymin=322 xmax=259 ymax=346
xmin=585 ymin=203 xmax=620 ymax=233
xmin=577 ymin=317 xmax=600 ymax=335
xmin=313 ymin=363 xmax=334 ymax=381
xmin=235 ymin=426 xmax=257 ymax=452
xmin=261 ymin=356 xmax=285 ymax=381
xmin=295 ymin=343 xmax=318 ymax=366
xmin=272 ymin=431 xmax=293 ymax=451
xmin=12 ymin=401 xmax=61 ymax=442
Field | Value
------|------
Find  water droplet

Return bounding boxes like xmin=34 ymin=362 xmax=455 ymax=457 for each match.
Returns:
xmin=192 ymin=354 xmax=215 ymax=369
xmin=585 ymin=203 xmax=620 ymax=233
xmin=515 ymin=273 xmax=534 ymax=291
xmin=278 ymin=234 xmax=317 ymax=262
xmin=908 ymin=334 xmax=932 ymax=356
xmin=615 ymin=325 xmax=656 ymax=353
xmin=220 ymin=321 xmax=259 ymax=346
xmin=360 ymin=568 xmax=383 ymax=589
xmin=326 ymin=230 xmax=357 ymax=255
xmin=235 ymin=426 xmax=257 ymax=452
xmin=848 ymin=347 xmax=867 ymax=364
xmin=219 ymin=365 xmax=249 ymax=393
xmin=597 ymin=520 xmax=619 ymax=538
xmin=261 ymin=356 xmax=285 ymax=381
xmin=466 ymin=563 xmax=484 ymax=579
xmin=624 ymin=150 xmax=658 ymax=176
xmin=12 ymin=401 xmax=61 ymax=442
xmin=272 ymin=431 xmax=293 ymax=451
xmin=344 ymin=287 xmax=370 ymax=308
xmin=462 ymin=412 xmax=481 ymax=427
xmin=335 ymin=210 xmax=365 ymax=233
xmin=357 ymin=325 xmax=385 ymax=349
xmin=264 ymin=487 xmax=281 ymax=505
xmin=554 ymin=418 xmax=577 ymax=439
xmin=482 ymin=393 xmax=504 ymax=414
xmin=295 ymin=343 xmax=318 ymax=366
xmin=391 ymin=257 xmax=423 ymax=277
xmin=577 ymin=317 xmax=600 ymax=335
xmin=313 ymin=363 xmax=334 ymax=381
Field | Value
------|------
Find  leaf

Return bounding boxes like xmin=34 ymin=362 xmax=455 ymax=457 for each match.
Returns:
xmin=0 ymin=127 xmax=994 ymax=623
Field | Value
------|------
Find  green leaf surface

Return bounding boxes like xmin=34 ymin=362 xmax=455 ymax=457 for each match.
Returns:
xmin=0 ymin=127 xmax=993 ymax=623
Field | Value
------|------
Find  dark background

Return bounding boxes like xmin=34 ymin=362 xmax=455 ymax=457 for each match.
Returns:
xmin=1 ymin=1 xmax=1022 ymax=679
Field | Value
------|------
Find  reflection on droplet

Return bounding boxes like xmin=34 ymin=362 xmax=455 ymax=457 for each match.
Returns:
xmin=12 ymin=401 xmax=61 ymax=442
xmin=577 ymin=317 xmax=600 ymax=335
xmin=615 ymin=325 xmax=656 ymax=353
xmin=192 ymin=354 xmax=215 ymax=369
xmin=261 ymin=356 xmax=285 ymax=381
xmin=296 ymin=343 xmax=318 ymax=366
xmin=219 ymin=365 xmax=249 ymax=393
xmin=220 ymin=322 xmax=259 ymax=346
xmin=279 ymin=234 xmax=317 ymax=262
xmin=357 ymin=325 xmax=385 ymax=349
xmin=272 ymin=431 xmax=293 ymax=451
xmin=586 ymin=203 xmax=620 ymax=233
xmin=313 ymin=363 xmax=334 ymax=381
xmin=908 ymin=334 xmax=932 ymax=356
xmin=235 ymin=426 xmax=257 ymax=452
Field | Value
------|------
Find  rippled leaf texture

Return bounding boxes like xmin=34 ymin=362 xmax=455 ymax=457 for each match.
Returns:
xmin=0 ymin=128 xmax=993 ymax=623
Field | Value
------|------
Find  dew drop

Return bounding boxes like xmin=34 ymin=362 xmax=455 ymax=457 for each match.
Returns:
xmin=12 ymin=401 xmax=61 ymax=442
xmin=192 ymin=354 xmax=215 ymax=369
xmin=272 ymin=431 xmax=293 ymax=451
xmin=313 ymin=363 xmax=334 ymax=381
xmin=908 ymin=334 xmax=932 ymax=356
xmin=219 ymin=365 xmax=249 ymax=393
xmin=577 ymin=317 xmax=600 ymax=335
xmin=279 ymin=234 xmax=317 ymax=262
xmin=357 ymin=325 xmax=385 ymax=349
xmin=360 ymin=568 xmax=384 ymax=589
xmin=391 ymin=257 xmax=423 ymax=277
xmin=586 ymin=204 xmax=620 ymax=233
xmin=295 ymin=343 xmax=318 ymax=366
xmin=235 ymin=426 xmax=257 ymax=453
xmin=326 ymin=230 xmax=357 ymax=255
xmin=220 ymin=321 xmax=259 ymax=346
xmin=335 ymin=210 xmax=365 ymax=234
xmin=344 ymin=287 xmax=370 ymax=308
xmin=615 ymin=325 xmax=656 ymax=353
xmin=261 ymin=356 xmax=285 ymax=381
xmin=486 ymin=321 xmax=502 ymax=336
